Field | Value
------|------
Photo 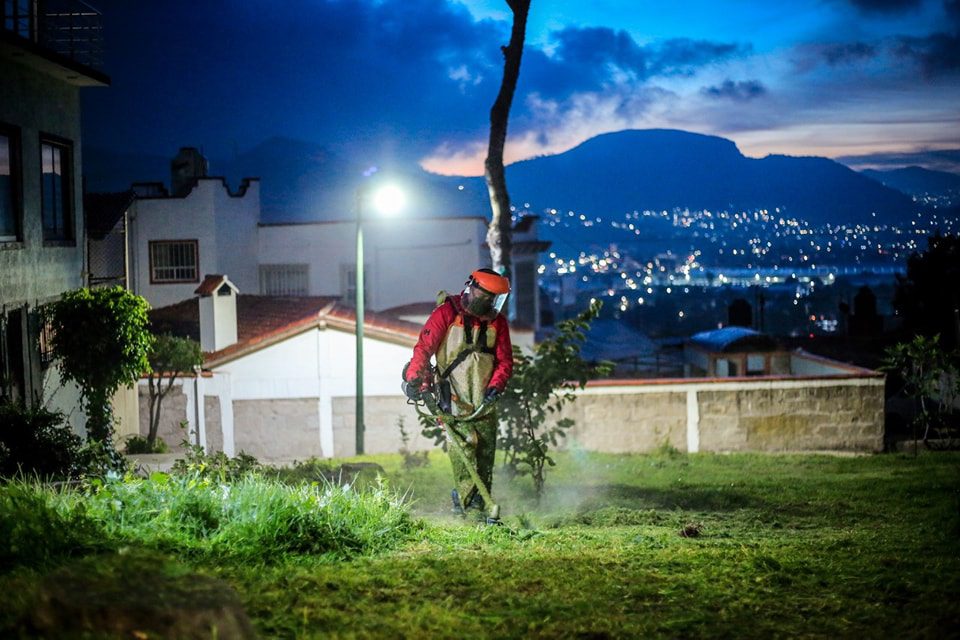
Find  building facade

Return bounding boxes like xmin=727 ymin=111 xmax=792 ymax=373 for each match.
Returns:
xmin=92 ymin=149 xmax=547 ymax=330
xmin=0 ymin=1 xmax=108 ymax=423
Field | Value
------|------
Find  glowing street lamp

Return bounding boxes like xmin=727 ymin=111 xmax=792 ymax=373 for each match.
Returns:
xmin=355 ymin=182 xmax=406 ymax=455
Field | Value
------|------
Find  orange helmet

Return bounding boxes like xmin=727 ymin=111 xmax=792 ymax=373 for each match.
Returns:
xmin=462 ymin=268 xmax=510 ymax=319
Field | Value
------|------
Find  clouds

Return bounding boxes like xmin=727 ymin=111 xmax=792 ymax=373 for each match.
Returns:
xmin=836 ymin=148 xmax=960 ymax=172
xmin=843 ymin=0 xmax=924 ymax=13
xmin=82 ymin=0 xmax=960 ymax=180
xmin=700 ymin=80 xmax=767 ymax=101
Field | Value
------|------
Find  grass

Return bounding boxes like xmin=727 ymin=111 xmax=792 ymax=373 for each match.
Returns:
xmin=1 ymin=450 xmax=959 ymax=638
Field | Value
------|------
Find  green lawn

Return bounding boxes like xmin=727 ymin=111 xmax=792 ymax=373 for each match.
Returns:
xmin=2 ymin=450 xmax=959 ymax=638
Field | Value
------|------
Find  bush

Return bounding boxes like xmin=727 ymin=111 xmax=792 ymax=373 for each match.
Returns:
xmin=0 ymin=401 xmax=84 ymax=480
xmin=170 ymin=442 xmax=260 ymax=483
xmin=124 ymin=435 xmax=169 ymax=455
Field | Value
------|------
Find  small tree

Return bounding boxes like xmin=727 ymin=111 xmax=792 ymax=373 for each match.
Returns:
xmin=44 ymin=287 xmax=153 ymax=443
xmin=145 ymin=334 xmax=203 ymax=450
xmin=881 ymin=334 xmax=960 ymax=450
xmin=497 ymin=300 xmax=612 ymax=499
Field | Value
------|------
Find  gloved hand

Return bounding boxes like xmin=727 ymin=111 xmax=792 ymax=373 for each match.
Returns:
xmin=401 ymin=380 xmax=421 ymax=401
xmin=483 ymin=387 xmax=501 ymax=404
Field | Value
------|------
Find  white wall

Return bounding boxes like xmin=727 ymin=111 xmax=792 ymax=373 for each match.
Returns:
xmin=257 ymin=217 xmax=488 ymax=311
xmin=129 ymin=179 xmax=259 ymax=309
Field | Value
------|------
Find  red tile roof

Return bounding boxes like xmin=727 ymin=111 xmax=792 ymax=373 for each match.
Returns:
xmin=378 ymin=301 xmax=441 ymax=317
xmin=149 ymin=295 xmax=421 ymax=367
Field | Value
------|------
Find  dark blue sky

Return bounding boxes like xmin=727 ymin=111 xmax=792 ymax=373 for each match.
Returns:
xmin=82 ymin=0 xmax=960 ymax=175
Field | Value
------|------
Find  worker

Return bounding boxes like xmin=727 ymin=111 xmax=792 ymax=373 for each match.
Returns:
xmin=403 ymin=268 xmax=513 ymax=517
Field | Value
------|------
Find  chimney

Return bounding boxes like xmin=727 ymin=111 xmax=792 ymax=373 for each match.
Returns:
xmin=195 ymin=275 xmax=239 ymax=352
xmin=171 ymin=147 xmax=209 ymax=196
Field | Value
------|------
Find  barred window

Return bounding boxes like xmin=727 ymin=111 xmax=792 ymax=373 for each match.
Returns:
xmin=260 ymin=264 xmax=309 ymax=296
xmin=149 ymin=240 xmax=199 ymax=283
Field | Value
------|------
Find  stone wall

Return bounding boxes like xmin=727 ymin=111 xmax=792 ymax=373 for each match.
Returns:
xmin=138 ymin=385 xmax=189 ymax=452
xmin=232 ymin=398 xmax=323 ymax=461
xmin=549 ymin=378 xmax=885 ymax=454
xmin=560 ymin=391 xmax=688 ymax=453
xmin=332 ymin=395 xmax=435 ymax=458
xmin=204 ymin=396 xmax=223 ymax=453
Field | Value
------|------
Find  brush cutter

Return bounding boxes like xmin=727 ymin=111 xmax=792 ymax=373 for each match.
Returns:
xmin=404 ymin=380 xmax=502 ymax=525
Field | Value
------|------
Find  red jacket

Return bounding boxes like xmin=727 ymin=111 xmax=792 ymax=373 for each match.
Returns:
xmin=406 ymin=294 xmax=513 ymax=392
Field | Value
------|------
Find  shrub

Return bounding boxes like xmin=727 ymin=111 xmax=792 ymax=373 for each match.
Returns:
xmin=0 ymin=401 xmax=84 ymax=480
xmin=124 ymin=435 xmax=169 ymax=455
xmin=496 ymin=300 xmax=613 ymax=499
xmin=170 ymin=441 xmax=260 ymax=483
xmin=44 ymin=287 xmax=153 ymax=444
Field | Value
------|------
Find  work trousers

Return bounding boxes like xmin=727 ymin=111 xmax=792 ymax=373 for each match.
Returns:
xmin=448 ymin=412 xmax=497 ymax=510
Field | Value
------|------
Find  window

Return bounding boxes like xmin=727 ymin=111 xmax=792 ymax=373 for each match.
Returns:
xmin=40 ymin=137 xmax=73 ymax=242
xmin=746 ymin=354 xmax=767 ymax=376
xmin=0 ymin=124 xmax=21 ymax=242
xmin=260 ymin=264 xmax=309 ymax=296
xmin=37 ymin=314 xmax=55 ymax=369
xmin=3 ymin=1 xmax=33 ymax=39
xmin=149 ymin=240 xmax=199 ymax=283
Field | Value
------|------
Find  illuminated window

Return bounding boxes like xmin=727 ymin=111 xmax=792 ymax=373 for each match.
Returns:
xmin=40 ymin=137 xmax=73 ymax=242
xmin=149 ymin=240 xmax=199 ymax=283
xmin=0 ymin=124 xmax=21 ymax=242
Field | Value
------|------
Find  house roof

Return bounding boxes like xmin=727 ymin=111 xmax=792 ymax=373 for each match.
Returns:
xmin=83 ymin=191 xmax=135 ymax=240
xmin=149 ymin=295 xmax=421 ymax=366
xmin=379 ymin=301 xmax=439 ymax=318
xmin=688 ymin=326 xmax=779 ymax=353
xmin=577 ymin=319 xmax=660 ymax=362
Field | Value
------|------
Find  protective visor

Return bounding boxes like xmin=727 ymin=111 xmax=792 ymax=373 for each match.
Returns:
xmin=464 ymin=285 xmax=509 ymax=318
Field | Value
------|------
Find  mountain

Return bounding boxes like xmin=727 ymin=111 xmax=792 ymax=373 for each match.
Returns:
xmin=862 ymin=166 xmax=960 ymax=196
xmin=84 ymin=129 xmax=918 ymax=224
xmin=480 ymin=129 xmax=915 ymax=224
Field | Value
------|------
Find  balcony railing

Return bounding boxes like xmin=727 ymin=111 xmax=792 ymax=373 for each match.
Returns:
xmin=2 ymin=0 xmax=103 ymax=70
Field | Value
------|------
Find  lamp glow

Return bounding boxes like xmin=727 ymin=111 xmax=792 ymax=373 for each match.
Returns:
xmin=371 ymin=184 xmax=406 ymax=216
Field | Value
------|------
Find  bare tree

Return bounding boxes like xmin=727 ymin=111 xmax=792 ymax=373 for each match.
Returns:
xmin=484 ymin=0 xmax=531 ymax=278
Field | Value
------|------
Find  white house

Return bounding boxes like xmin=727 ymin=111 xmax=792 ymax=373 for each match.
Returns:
xmin=90 ymin=148 xmax=548 ymax=332
xmin=145 ymin=275 xmax=430 ymax=460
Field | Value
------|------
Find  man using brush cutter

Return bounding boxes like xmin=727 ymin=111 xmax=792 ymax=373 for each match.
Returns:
xmin=402 ymin=268 xmax=513 ymax=521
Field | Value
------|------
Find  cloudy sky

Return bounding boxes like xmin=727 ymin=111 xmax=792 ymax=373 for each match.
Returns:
xmin=82 ymin=0 xmax=960 ymax=175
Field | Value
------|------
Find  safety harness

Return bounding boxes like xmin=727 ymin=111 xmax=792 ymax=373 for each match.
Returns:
xmin=438 ymin=307 xmax=496 ymax=380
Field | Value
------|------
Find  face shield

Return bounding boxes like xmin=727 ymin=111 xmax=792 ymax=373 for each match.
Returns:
xmin=462 ymin=285 xmax=509 ymax=319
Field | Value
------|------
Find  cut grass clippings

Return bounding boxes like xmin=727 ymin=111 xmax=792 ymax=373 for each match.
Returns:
xmin=2 ymin=450 xmax=959 ymax=638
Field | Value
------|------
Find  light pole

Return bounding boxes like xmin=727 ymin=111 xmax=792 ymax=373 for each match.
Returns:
xmin=355 ymin=182 xmax=405 ymax=455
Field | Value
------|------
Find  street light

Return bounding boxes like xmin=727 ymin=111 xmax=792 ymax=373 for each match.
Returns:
xmin=355 ymin=182 xmax=406 ymax=455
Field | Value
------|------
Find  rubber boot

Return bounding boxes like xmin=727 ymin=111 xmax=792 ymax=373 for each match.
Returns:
xmin=451 ymin=489 xmax=465 ymax=517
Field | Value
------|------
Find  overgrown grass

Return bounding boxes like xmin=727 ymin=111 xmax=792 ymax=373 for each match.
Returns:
xmin=2 ymin=450 xmax=959 ymax=638
xmin=1 ymin=472 xmax=415 ymax=570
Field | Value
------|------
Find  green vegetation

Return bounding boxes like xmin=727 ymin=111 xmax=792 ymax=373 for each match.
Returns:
xmin=44 ymin=286 xmax=153 ymax=445
xmin=145 ymin=334 xmax=203 ymax=449
xmin=1 ymin=451 xmax=958 ymax=638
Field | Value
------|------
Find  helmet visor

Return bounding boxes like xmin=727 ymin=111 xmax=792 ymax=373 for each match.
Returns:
xmin=464 ymin=286 xmax=509 ymax=318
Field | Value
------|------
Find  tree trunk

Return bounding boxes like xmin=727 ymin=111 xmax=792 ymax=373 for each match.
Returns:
xmin=484 ymin=0 xmax=531 ymax=279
